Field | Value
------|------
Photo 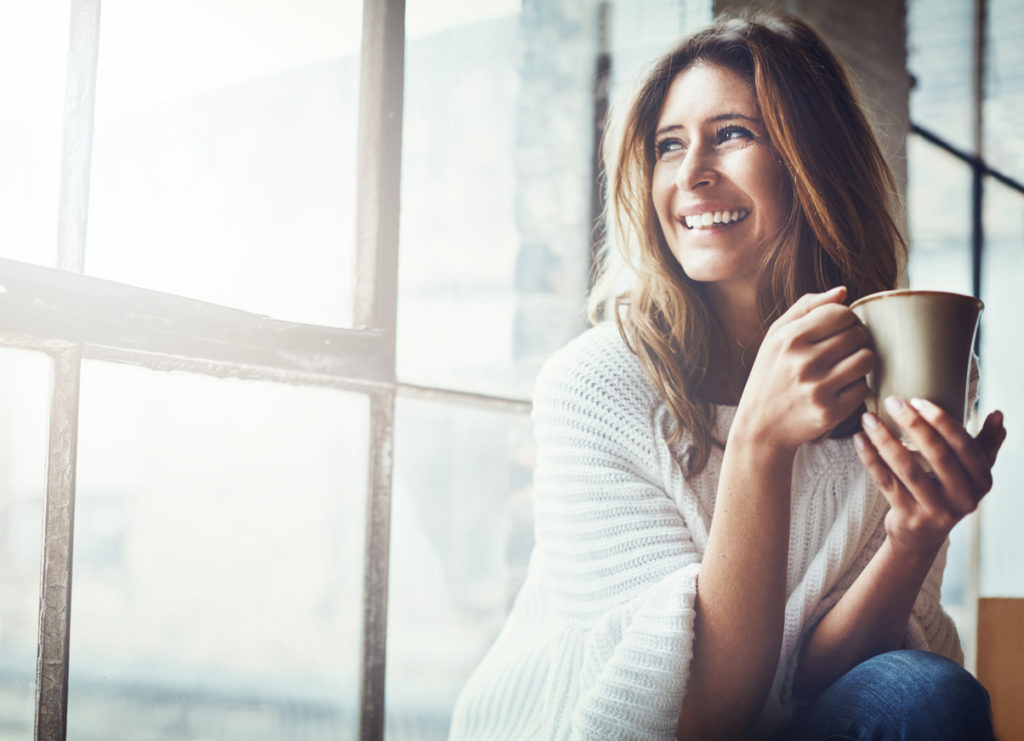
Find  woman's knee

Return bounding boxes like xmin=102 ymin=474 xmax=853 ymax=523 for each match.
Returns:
xmin=781 ymin=650 xmax=994 ymax=741
xmin=842 ymin=650 xmax=993 ymax=739
xmin=871 ymin=649 xmax=987 ymax=703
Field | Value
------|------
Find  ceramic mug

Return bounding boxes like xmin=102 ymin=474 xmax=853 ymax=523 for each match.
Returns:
xmin=850 ymin=289 xmax=983 ymax=447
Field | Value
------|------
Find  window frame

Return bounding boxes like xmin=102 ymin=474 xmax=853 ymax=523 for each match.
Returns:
xmin=0 ymin=0 xmax=534 ymax=739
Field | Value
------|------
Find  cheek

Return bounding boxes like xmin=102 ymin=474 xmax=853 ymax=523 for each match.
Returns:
xmin=768 ymin=179 xmax=792 ymax=229
xmin=754 ymin=165 xmax=790 ymax=227
xmin=651 ymin=170 xmax=675 ymax=222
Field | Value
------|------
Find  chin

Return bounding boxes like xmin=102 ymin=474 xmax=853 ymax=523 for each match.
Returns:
xmin=674 ymin=261 xmax=738 ymax=284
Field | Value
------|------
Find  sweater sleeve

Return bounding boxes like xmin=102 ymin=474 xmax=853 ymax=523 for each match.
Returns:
xmin=530 ymin=328 xmax=703 ymax=740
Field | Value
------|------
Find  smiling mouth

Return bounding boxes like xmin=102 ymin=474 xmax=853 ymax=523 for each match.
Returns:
xmin=684 ymin=209 xmax=751 ymax=230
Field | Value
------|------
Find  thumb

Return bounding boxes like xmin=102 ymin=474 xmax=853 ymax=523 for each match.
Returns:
xmin=976 ymin=410 xmax=1007 ymax=466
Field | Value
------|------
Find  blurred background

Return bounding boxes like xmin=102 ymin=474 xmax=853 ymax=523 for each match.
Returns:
xmin=0 ymin=0 xmax=1021 ymax=738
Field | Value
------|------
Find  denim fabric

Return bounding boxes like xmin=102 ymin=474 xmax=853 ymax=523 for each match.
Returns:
xmin=773 ymin=649 xmax=995 ymax=741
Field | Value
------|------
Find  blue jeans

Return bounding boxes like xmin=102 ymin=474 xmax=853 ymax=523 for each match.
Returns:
xmin=773 ymin=650 xmax=995 ymax=741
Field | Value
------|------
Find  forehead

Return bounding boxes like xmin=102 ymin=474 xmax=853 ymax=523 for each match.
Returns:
xmin=656 ymin=62 xmax=758 ymax=127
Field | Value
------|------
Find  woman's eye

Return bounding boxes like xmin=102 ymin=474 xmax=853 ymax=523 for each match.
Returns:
xmin=655 ymin=138 xmax=684 ymax=158
xmin=716 ymin=125 xmax=754 ymax=144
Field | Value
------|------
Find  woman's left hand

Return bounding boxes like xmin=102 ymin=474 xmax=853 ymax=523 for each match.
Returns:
xmin=854 ymin=397 xmax=1007 ymax=557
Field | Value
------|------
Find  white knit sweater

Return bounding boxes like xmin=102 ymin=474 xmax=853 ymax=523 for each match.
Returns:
xmin=448 ymin=322 xmax=963 ymax=741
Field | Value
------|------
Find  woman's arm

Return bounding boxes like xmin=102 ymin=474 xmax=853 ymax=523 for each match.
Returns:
xmin=676 ymin=421 xmax=795 ymax=740
xmin=793 ymin=397 xmax=1006 ymax=698
xmin=678 ymin=287 xmax=875 ymax=740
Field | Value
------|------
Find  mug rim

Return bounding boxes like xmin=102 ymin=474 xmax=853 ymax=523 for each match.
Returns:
xmin=849 ymin=288 xmax=984 ymax=312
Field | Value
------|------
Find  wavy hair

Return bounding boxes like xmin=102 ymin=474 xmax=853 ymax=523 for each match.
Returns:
xmin=589 ymin=12 xmax=906 ymax=478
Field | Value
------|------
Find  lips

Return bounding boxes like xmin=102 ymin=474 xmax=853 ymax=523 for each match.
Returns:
xmin=682 ymin=208 xmax=751 ymax=230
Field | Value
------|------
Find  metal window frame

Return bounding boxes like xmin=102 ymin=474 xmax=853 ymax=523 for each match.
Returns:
xmin=0 ymin=0 xmax=534 ymax=739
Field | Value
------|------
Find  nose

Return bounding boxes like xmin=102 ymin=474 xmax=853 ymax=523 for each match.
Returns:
xmin=675 ymin=144 xmax=717 ymax=191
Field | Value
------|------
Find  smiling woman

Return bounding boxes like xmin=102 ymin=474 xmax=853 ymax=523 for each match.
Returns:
xmin=449 ymin=11 xmax=1004 ymax=741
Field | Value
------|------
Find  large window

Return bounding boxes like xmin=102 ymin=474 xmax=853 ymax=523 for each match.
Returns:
xmin=0 ymin=0 xmax=694 ymax=738
xmin=907 ymin=0 xmax=1024 ymax=668
xmin=5 ymin=1 xmax=1018 ymax=739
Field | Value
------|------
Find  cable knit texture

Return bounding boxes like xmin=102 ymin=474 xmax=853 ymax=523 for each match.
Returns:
xmin=448 ymin=323 xmax=966 ymax=741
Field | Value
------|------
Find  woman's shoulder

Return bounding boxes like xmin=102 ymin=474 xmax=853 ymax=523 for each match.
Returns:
xmin=533 ymin=322 xmax=659 ymax=418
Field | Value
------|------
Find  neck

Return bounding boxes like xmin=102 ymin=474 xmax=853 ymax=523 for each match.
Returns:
xmin=707 ymin=282 xmax=762 ymax=347
xmin=703 ymin=284 xmax=764 ymax=405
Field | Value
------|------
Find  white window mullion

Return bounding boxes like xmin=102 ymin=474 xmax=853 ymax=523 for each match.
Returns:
xmin=353 ymin=0 xmax=405 ymax=357
xmin=56 ymin=0 xmax=101 ymax=274
xmin=0 ymin=257 xmax=394 ymax=388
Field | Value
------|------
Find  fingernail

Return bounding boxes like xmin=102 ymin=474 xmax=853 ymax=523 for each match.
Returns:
xmin=853 ymin=432 xmax=868 ymax=451
xmin=909 ymin=397 xmax=931 ymax=413
xmin=884 ymin=396 xmax=906 ymax=415
xmin=862 ymin=412 xmax=880 ymax=430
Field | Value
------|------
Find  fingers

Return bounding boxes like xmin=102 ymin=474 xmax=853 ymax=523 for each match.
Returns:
xmin=975 ymin=410 xmax=1008 ymax=466
xmin=810 ymin=319 xmax=870 ymax=367
xmin=832 ymin=374 xmax=870 ymax=412
xmin=905 ymin=398 xmax=999 ymax=493
xmin=853 ymin=430 xmax=916 ymax=512
xmin=860 ymin=408 xmax=963 ymax=516
xmin=780 ymin=291 xmax=865 ymax=351
xmin=886 ymin=399 xmax=981 ymax=516
xmin=779 ymin=286 xmax=847 ymax=325
xmin=822 ymin=343 xmax=874 ymax=390
xmin=798 ymin=314 xmax=873 ymax=399
xmin=855 ymin=416 xmax=974 ymax=557
xmin=766 ymin=288 xmax=874 ymax=427
xmin=769 ymin=287 xmax=865 ymax=353
xmin=860 ymin=397 xmax=1000 ymax=525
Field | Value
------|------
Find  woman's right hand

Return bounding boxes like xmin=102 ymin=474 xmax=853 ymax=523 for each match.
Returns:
xmin=734 ymin=286 xmax=874 ymax=453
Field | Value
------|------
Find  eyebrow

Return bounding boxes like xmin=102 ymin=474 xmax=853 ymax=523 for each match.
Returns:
xmin=655 ymin=112 xmax=761 ymax=137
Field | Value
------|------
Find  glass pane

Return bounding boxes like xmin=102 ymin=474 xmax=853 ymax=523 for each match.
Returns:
xmin=397 ymin=0 xmax=689 ymax=398
xmin=69 ymin=363 xmax=369 ymax=739
xmin=908 ymin=0 xmax=974 ymax=153
xmin=0 ymin=1 xmax=69 ymax=267
xmin=386 ymin=397 xmax=535 ymax=740
xmin=907 ymin=135 xmax=973 ymax=295
xmin=906 ymin=135 xmax=976 ymax=653
xmin=0 ymin=349 xmax=50 ymax=738
xmin=85 ymin=0 xmax=361 ymax=327
xmin=979 ymin=179 xmax=1024 ymax=597
xmin=984 ymin=0 xmax=1024 ymax=183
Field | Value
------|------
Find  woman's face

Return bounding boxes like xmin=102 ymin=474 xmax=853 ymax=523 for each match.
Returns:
xmin=651 ymin=62 xmax=789 ymax=304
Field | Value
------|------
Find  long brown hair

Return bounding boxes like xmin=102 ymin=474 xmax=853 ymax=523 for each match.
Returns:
xmin=590 ymin=12 xmax=906 ymax=478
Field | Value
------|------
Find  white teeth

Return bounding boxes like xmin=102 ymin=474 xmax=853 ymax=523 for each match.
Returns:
xmin=684 ymin=209 xmax=749 ymax=229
